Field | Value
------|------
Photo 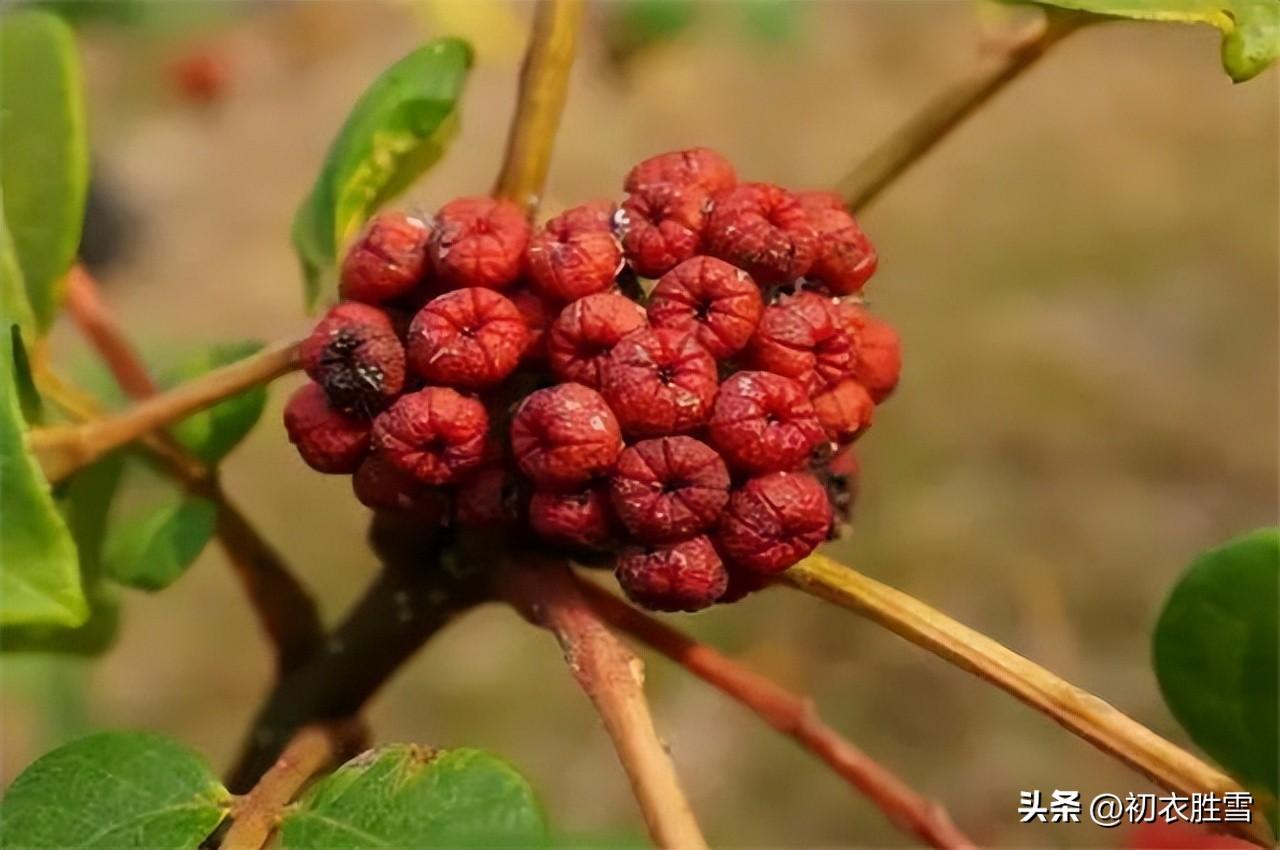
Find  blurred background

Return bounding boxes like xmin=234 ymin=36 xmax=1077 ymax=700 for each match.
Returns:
xmin=1 ymin=1 xmax=1276 ymax=846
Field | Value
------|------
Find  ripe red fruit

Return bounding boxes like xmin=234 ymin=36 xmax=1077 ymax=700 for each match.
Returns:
xmin=340 ymin=212 xmax=432 ymax=304
xmin=704 ymin=183 xmax=817 ymax=285
xmin=837 ymin=302 xmax=901 ymax=402
xmin=601 ymin=328 xmax=718 ymax=437
xmin=406 ymin=288 xmax=528 ymax=388
xmin=616 ymin=536 xmax=729 ymax=612
xmin=283 ymin=382 xmax=371 ymax=474
xmin=529 ymin=486 xmax=615 ymax=550
xmin=526 ymin=203 xmax=622 ymax=303
xmin=811 ymin=379 xmax=874 ymax=443
xmin=717 ymin=472 xmax=832 ymax=573
xmin=609 ymin=436 xmax=730 ymax=542
xmin=624 ymin=148 xmax=737 ymax=195
xmin=796 ymin=192 xmax=878 ymax=295
xmin=510 ymin=383 xmax=624 ymax=487
xmin=508 ymin=288 xmax=554 ymax=360
xmin=707 ymin=371 xmax=825 ymax=473
xmin=646 ymin=256 xmax=762 ymax=359
xmin=617 ymin=182 xmax=708 ymax=279
xmin=300 ymin=302 xmax=406 ymax=416
xmin=429 ymin=197 xmax=529 ymax=290
xmin=454 ymin=466 xmax=521 ymax=527
xmin=747 ymin=291 xmax=853 ymax=393
xmin=352 ymin=454 xmax=448 ymax=523
xmin=547 ymin=292 xmax=647 ymax=389
xmin=371 ymin=387 xmax=489 ymax=485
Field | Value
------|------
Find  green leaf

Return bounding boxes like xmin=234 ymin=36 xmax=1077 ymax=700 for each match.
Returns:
xmin=104 ymin=495 xmax=217 ymax=592
xmin=280 ymin=746 xmax=547 ymax=849
xmin=292 ymin=38 xmax=472 ymax=310
xmin=0 ymin=731 xmax=230 ymax=849
xmin=1008 ymin=0 xmax=1280 ymax=82
xmin=163 ymin=341 xmax=268 ymax=464
xmin=0 ymin=11 xmax=89 ymax=330
xmin=1154 ymin=528 xmax=1279 ymax=803
xmin=0 ymin=200 xmax=36 ymax=342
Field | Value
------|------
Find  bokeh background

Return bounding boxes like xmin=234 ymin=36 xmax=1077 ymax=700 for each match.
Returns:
xmin=2 ymin=1 xmax=1276 ymax=847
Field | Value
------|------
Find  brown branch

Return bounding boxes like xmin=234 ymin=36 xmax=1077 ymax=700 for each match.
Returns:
xmin=492 ymin=0 xmax=585 ymax=216
xmin=498 ymin=558 xmax=708 ymax=850
xmin=64 ymin=264 xmax=159 ymax=398
xmin=785 ymin=554 xmax=1274 ymax=848
xmin=836 ymin=11 xmax=1083 ymax=214
xmin=579 ymin=579 xmax=975 ymax=850
xmin=221 ymin=720 xmax=366 ymax=850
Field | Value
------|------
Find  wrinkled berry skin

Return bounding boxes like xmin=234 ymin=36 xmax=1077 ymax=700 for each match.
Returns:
xmin=455 ymin=466 xmax=522 ymax=527
xmin=300 ymin=302 xmax=406 ymax=417
xmin=602 ymin=328 xmax=718 ymax=437
xmin=284 ymin=383 xmax=371 ymax=474
xmin=371 ymin=387 xmax=489 ymax=485
xmin=529 ymin=486 xmax=615 ymax=550
xmin=708 ymin=371 xmax=825 ymax=473
xmin=511 ymin=383 xmax=624 ymax=487
xmin=616 ymin=536 xmax=729 ymax=612
xmin=609 ymin=436 xmax=730 ymax=542
xmin=509 ymin=288 xmax=554 ymax=360
xmin=618 ymin=183 xmax=707 ymax=279
xmin=811 ymin=379 xmax=874 ymax=443
xmin=748 ymin=291 xmax=853 ymax=393
xmin=647 ymin=256 xmax=762 ymax=359
xmin=407 ymin=288 xmax=528 ymax=388
xmin=430 ymin=197 xmax=529 ymax=290
xmin=704 ymin=183 xmax=817 ymax=285
xmin=547 ymin=292 xmax=647 ymax=389
xmin=341 ymin=212 xmax=431 ymax=304
xmin=838 ymin=303 xmax=901 ymax=402
xmin=527 ymin=203 xmax=622 ymax=303
xmin=796 ymin=192 xmax=878 ymax=295
xmin=352 ymin=454 xmax=448 ymax=523
xmin=625 ymin=148 xmax=737 ymax=195
xmin=718 ymin=472 xmax=832 ymax=573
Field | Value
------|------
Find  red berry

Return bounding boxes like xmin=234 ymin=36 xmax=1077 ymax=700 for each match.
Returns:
xmin=527 ymin=203 xmax=622 ymax=303
xmin=340 ymin=212 xmax=431 ymax=304
xmin=547 ymin=292 xmax=648 ymax=389
xmin=707 ymin=371 xmax=825 ymax=473
xmin=811 ymin=379 xmax=874 ymax=443
xmin=837 ymin=302 xmax=901 ymax=402
xmin=797 ymin=192 xmax=877 ymax=294
xmin=283 ymin=382 xmax=371 ymax=474
xmin=529 ymin=486 xmax=615 ymax=550
xmin=625 ymin=148 xmax=737 ymax=195
xmin=601 ymin=328 xmax=718 ymax=437
xmin=352 ymin=454 xmax=448 ymax=523
xmin=717 ymin=472 xmax=832 ymax=574
xmin=618 ymin=182 xmax=707 ymax=279
xmin=616 ymin=536 xmax=728 ymax=612
xmin=407 ymin=288 xmax=528 ymax=388
xmin=747 ymin=291 xmax=853 ymax=393
xmin=511 ymin=383 xmax=624 ymax=487
xmin=508 ymin=288 xmax=554 ymax=360
xmin=647 ymin=256 xmax=762 ymax=359
xmin=429 ymin=197 xmax=529 ymax=290
xmin=371 ymin=387 xmax=489 ymax=485
xmin=454 ymin=465 xmax=522 ymax=527
xmin=704 ymin=183 xmax=817 ymax=285
xmin=300 ymin=302 xmax=406 ymax=416
xmin=609 ymin=436 xmax=730 ymax=542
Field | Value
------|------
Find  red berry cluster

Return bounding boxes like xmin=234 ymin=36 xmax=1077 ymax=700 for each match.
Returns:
xmin=284 ymin=149 xmax=901 ymax=613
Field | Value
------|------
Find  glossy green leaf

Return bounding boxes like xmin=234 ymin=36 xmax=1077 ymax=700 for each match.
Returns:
xmin=104 ymin=495 xmax=217 ymax=592
xmin=280 ymin=746 xmax=547 ymax=849
xmin=0 ymin=731 xmax=230 ymax=849
xmin=292 ymin=38 xmax=472 ymax=310
xmin=0 ymin=11 xmax=89 ymax=330
xmin=163 ymin=341 xmax=268 ymax=464
xmin=1009 ymin=0 xmax=1280 ymax=82
xmin=1154 ymin=528 xmax=1279 ymax=802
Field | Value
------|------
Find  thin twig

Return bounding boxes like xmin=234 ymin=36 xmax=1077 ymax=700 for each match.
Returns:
xmin=837 ymin=11 xmax=1083 ymax=213
xmin=498 ymin=558 xmax=708 ymax=850
xmin=221 ymin=719 xmax=365 ymax=850
xmin=492 ymin=0 xmax=585 ymax=217
xmin=64 ymin=264 xmax=159 ymax=398
xmin=579 ymin=579 xmax=976 ymax=850
xmin=785 ymin=554 xmax=1274 ymax=848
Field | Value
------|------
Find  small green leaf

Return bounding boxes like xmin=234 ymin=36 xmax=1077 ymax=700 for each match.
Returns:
xmin=1008 ymin=0 xmax=1280 ymax=82
xmin=0 ymin=731 xmax=230 ymax=849
xmin=0 ymin=11 xmax=89 ymax=330
xmin=293 ymin=38 xmax=472 ymax=310
xmin=280 ymin=746 xmax=547 ymax=849
xmin=104 ymin=495 xmax=217 ymax=592
xmin=1154 ymin=528 xmax=1279 ymax=803
xmin=163 ymin=341 xmax=268 ymax=464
